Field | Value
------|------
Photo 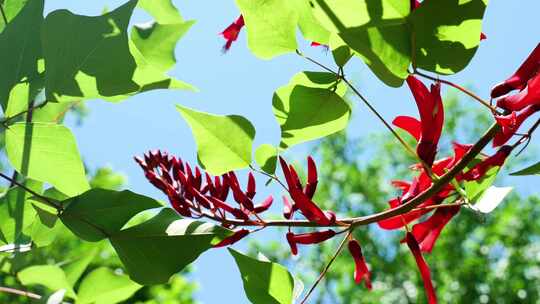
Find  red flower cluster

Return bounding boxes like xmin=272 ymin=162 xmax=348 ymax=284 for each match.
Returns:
xmin=380 ymin=76 xmax=515 ymax=303
xmin=220 ymin=15 xmax=244 ymax=52
xmin=135 ymin=150 xmax=273 ymax=247
xmin=491 ymin=44 xmax=540 ymax=146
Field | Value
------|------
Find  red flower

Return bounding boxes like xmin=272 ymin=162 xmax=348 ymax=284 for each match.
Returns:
xmin=410 ymin=0 xmax=421 ymax=10
xmin=497 ymin=73 xmax=540 ymax=112
xmin=493 ymin=105 xmax=540 ymax=146
xmin=279 ymin=157 xmax=334 ymax=225
xmin=347 ymin=239 xmax=372 ymax=289
xmin=220 ymin=15 xmax=245 ymax=52
xmin=213 ymin=229 xmax=250 ymax=248
xmin=491 ymin=43 xmax=540 ymax=99
xmin=286 ymin=230 xmax=336 ymax=255
xmin=401 ymin=76 xmax=445 ymax=166
xmin=463 ymin=145 xmax=512 ymax=180
xmin=480 ymin=32 xmax=487 ymax=41
xmin=405 ymin=206 xmax=460 ymax=253
xmin=405 ymin=232 xmax=438 ymax=304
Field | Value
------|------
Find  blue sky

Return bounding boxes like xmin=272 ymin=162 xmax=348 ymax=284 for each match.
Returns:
xmin=42 ymin=1 xmax=540 ymax=303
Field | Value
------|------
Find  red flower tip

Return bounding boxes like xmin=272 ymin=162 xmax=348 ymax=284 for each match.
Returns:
xmin=410 ymin=0 xmax=421 ymax=10
xmin=247 ymin=172 xmax=256 ymax=199
xmin=393 ymin=116 xmax=421 ymax=141
xmin=282 ymin=195 xmax=294 ymax=219
xmin=220 ymin=15 xmax=245 ymax=52
xmin=253 ymin=195 xmax=273 ymax=213
xmin=305 ymin=156 xmax=318 ymax=199
xmin=480 ymin=32 xmax=487 ymax=41
xmin=491 ymin=43 xmax=540 ymax=99
xmin=347 ymin=239 xmax=372 ymax=289
xmin=405 ymin=232 xmax=438 ymax=304
xmin=213 ymin=229 xmax=250 ymax=248
xmin=286 ymin=230 xmax=337 ymax=255
xmin=496 ymin=73 xmax=540 ymax=112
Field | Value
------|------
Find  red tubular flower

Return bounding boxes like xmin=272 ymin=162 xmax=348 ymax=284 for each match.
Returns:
xmin=286 ymin=230 xmax=337 ymax=255
xmin=282 ymin=195 xmax=294 ymax=219
xmin=220 ymin=15 xmax=244 ymax=52
xmin=463 ymin=145 xmax=512 ymax=181
xmin=393 ymin=116 xmax=421 ymax=141
xmin=405 ymin=76 xmax=445 ymax=166
xmin=491 ymin=43 xmax=540 ymax=99
xmin=253 ymin=196 xmax=274 ymax=213
xmin=304 ymin=156 xmax=318 ymax=199
xmin=405 ymin=232 xmax=438 ymax=304
xmin=493 ymin=105 xmax=540 ymax=146
xmin=213 ymin=229 xmax=250 ymax=248
xmin=347 ymin=239 xmax=372 ymax=289
xmin=279 ymin=157 xmax=334 ymax=225
xmin=226 ymin=172 xmax=255 ymax=211
xmin=480 ymin=32 xmax=487 ymax=41
xmin=406 ymin=206 xmax=460 ymax=253
xmin=497 ymin=73 xmax=540 ymax=112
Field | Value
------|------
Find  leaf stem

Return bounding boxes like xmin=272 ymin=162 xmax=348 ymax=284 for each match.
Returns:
xmin=413 ymin=69 xmax=501 ymax=114
xmin=300 ymin=229 xmax=352 ymax=304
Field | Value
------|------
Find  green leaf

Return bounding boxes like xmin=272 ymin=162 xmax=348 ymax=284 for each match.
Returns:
xmin=110 ymin=208 xmax=232 ymax=285
xmin=64 ymin=247 xmax=98 ymax=286
xmin=18 ymin=265 xmax=76 ymax=299
xmin=473 ymin=186 xmax=512 ymax=214
xmin=234 ymin=0 xmax=298 ymax=59
xmin=510 ymin=161 xmax=540 ymax=176
xmin=255 ymin=144 xmax=278 ymax=174
xmin=5 ymin=122 xmax=90 ymax=197
xmin=0 ymin=183 xmax=42 ymax=246
xmin=0 ymin=0 xmax=43 ymax=111
xmin=137 ymin=0 xmax=184 ymax=23
xmin=273 ymin=71 xmax=350 ymax=149
xmin=42 ymin=0 xmax=194 ymax=103
xmin=176 ymin=105 xmax=256 ymax=175
xmin=292 ymin=0 xmax=331 ymax=45
xmin=60 ymin=189 xmax=162 ymax=242
xmin=229 ymin=248 xmax=294 ymax=304
xmin=29 ymin=203 xmax=61 ymax=247
xmin=411 ymin=0 xmax=489 ymax=74
xmin=464 ymin=166 xmax=499 ymax=202
xmin=329 ymin=34 xmax=352 ymax=67
xmin=77 ymin=267 xmax=142 ymax=304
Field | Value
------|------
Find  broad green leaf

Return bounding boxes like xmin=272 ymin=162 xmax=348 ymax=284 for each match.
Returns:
xmin=255 ymin=144 xmax=278 ymax=174
xmin=5 ymin=122 xmax=89 ymax=196
xmin=42 ymin=0 xmax=194 ymax=103
xmin=464 ymin=166 xmax=499 ymax=202
xmin=110 ymin=208 xmax=232 ymax=285
xmin=292 ymin=0 xmax=330 ymax=45
xmin=273 ymin=71 xmax=350 ymax=149
xmin=341 ymin=24 xmax=410 ymax=87
xmin=0 ymin=183 xmax=41 ymax=246
xmin=310 ymin=0 xmax=409 ymax=32
xmin=29 ymin=203 xmax=61 ymax=247
xmin=42 ymin=289 xmax=66 ymax=304
xmin=60 ymin=189 xmax=162 ymax=242
xmin=137 ymin=0 xmax=184 ymax=23
xmin=229 ymin=248 xmax=294 ymax=304
xmin=0 ymin=0 xmax=31 ymax=30
xmin=18 ymin=265 xmax=76 ymax=299
xmin=234 ymin=0 xmax=298 ymax=59
xmin=411 ymin=0 xmax=489 ymax=74
xmin=77 ymin=267 xmax=142 ymax=304
xmin=177 ymin=105 xmax=256 ymax=175
xmin=0 ymin=0 xmax=43 ymax=111
xmin=473 ymin=186 xmax=512 ymax=214
xmin=64 ymin=247 xmax=98 ymax=286
xmin=329 ymin=34 xmax=352 ymax=67
xmin=510 ymin=161 xmax=540 ymax=176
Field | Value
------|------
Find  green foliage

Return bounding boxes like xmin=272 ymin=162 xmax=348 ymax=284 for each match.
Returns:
xmin=177 ymin=105 xmax=256 ymax=175
xmin=5 ymin=122 xmax=89 ymax=196
xmin=510 ymin=161 xmax=540 ymax=176
xmin=272 ymin=71 xmax=350 ymax=149
xmin=229 ymin=248 xmax=295 ymax=304
xmin=255 ymin=144 xmax=278 ymax=174
xmin=111 ymin=208 xmax=233 ymax=285
xmin=17 ymin=265 xmax=76 ymax=298
xmin=60 ymin=189 xmax=162 ymax=241
xmin=76 ymin=267 xmax=142 ymax=304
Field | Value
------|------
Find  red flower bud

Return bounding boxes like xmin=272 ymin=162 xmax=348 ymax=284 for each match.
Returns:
xmin=253 ymin=196 xmax=273 ymax=213
xmin=347 ymin=239 xmax=372 ymax=289
xmin=405 ymin=232 xmax=438 ymax=304
xmin=213 ymin=229 xmax=250 ymax=248
xmin=220 ymin=15 xmax=244 ymax=52
xmin=304 ymin=156 xmax=318 ymax=199
xmin=286 ymin=230 xmax=337 ymax=255
xmin=282 ymin=195 xmax=294 ymax=219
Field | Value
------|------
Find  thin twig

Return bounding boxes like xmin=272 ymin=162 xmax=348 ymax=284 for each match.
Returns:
xmin=296 ymin=49 xmax=338 ymax=74
xmin=0 ymin=172 xmax=63 ymax=210
xmin=0 ymin=3 xmax=7 ymax=25
xmin=249 ymin=165 xmax=288 ymax=191
xmin=512 ymin=117 xmax=540 ymax=155
xmin=300 ymin=230 xmax=352 ymax=304
xmin=414 ymin=69 xmax=501 ymax=114
xmin=0 ymin=286 xmax=41 ymax=300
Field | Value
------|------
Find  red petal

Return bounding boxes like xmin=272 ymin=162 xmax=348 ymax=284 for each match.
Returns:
xmin=213 ymin=229 xmax=250 ymax=248
xmin=491 ymin=43 xmax=540 ymax=98
xmin=409 ymin=206 xmax=460 ymax=253
xmin=348 ymin=239 xmax=372 ymax=289
xmin=463 ymin=145 xmax=512 ymax=180
xmin=304 ymin=156 xmax=318 ymax=198
xmin=253 ymin=196 xmax=273 ymax=213
xmin=286 ymin=232 xmax=298 ymax=255
xmin=282 ymin=195 xmax=294 ymax=219
xmin=405 ymin=233 xmax=438 ymax=304
xmin=497 ymin=74 xmax=540 ymax=112
xmin=480 ymin=32 xmax=487 ymax=41
xmin=220 ymin=15 xmax=245 ymax=52
xmin=393 ymin=116 xmax=421 ymax=141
